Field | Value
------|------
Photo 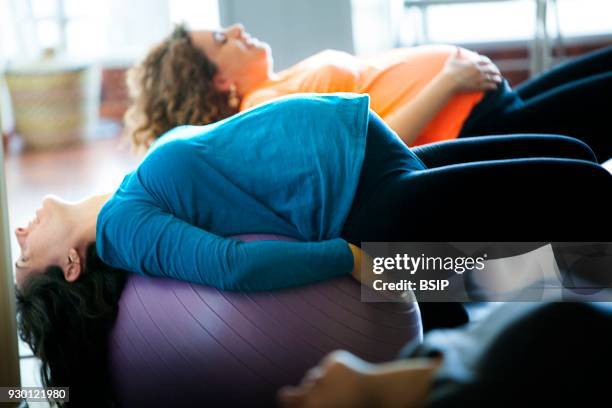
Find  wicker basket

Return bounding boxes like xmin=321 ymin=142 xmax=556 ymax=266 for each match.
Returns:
xmin=5 ymin=64 xmax=99 ymax=150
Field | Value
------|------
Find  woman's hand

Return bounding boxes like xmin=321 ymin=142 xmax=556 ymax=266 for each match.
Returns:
xmin=278 ymin=350 xmax=376 ymax=408
xmin=348 ymin=243 xmax=412 ymax=301
xmin=348 ymin=243 xmax=366 ymax=282
xmin=278 ymin=350 xmax=443 ymax=408
xmin=441 ymin=47 xmax=502 ymax=92
xmin=385 ymin=47 xmax=501 ymax=145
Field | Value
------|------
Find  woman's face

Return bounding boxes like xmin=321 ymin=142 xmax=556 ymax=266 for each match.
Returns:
xmin=190 ymin=24 xmax=272 ymax=91
xmin=14 ymin=195 xmax=73 ymax=288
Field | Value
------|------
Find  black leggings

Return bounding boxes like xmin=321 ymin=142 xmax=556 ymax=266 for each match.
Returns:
xmin=343 ymin=111 xmax=609 ymax=243
xmin=459 ymin=46 xmax=612 ymax=162
xmin=341 ymin=112 xmax=612 ymax=330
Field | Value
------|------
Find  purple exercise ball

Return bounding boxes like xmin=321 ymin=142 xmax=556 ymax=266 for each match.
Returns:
xmin=109 ymin=234 xmax=422 ymax=407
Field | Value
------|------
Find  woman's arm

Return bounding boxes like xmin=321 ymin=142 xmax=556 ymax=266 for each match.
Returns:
xmin=97 ymin=203 xmax=355 ymax=291
xmin=278 ymin=350 xmax=441 ymax=408
xmin=385 ymin=48 xmax=502 ymax=146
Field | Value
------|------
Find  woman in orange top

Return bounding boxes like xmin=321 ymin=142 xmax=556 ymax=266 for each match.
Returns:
xmin=237 ymin=46 xmax=493 ymax=147
xmin=125 ymin=24 xmax=612 ymax=161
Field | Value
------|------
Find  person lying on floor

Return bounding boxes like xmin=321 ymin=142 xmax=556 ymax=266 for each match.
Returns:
xmin=125 ymin=24 xmax=612 ymax=161
xmin=278 ymin=300 xmax=612 ymax=408
xmin=15 ymin=94 xmax=611 ymax=406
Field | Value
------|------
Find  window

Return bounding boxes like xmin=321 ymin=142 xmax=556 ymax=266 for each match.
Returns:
xmin=555 ymin=0 xmax=612 ymax=38
xmin=400 ymin=0 xmax=536 ymax=44
xmin=351 ymin=0 xmax=611 ymax=77
xmin=3 ymin=0 xmax=220 ymax=62
xmin=169 ymin=0 xmax=220 ymax=31
xmin=398 ymin=0 xmax=612 ymax=46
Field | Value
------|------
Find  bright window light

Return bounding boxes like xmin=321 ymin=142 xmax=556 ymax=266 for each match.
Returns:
xmin=556 ymin=0 xmax=612 ymax=37
xmin=66 ymin=20 xmax=107 ymax=58
xmin=36 ymin=20 xmax=61 ymax=50
xmin=8 ymin=0 xmax=220 ymax=61
xmin=64 ymin=0 xmax=106 ymax=18
xmin=399 ymin=0 xmax=612 ymax=45
xmin=30 ymin=0 xmax=58 ymax=19
xmin=169 ymin=0 xmax=220 ymax=30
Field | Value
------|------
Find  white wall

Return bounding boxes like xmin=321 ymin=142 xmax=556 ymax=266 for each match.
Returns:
xmin=219 ymin=0 xmax=354 ymax=70
xmin=351 ymin=0 xmax=402 ymax=55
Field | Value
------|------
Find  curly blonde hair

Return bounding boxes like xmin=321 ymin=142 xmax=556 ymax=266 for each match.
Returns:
xmin=124 ymin=24 xmax=238 ymax=151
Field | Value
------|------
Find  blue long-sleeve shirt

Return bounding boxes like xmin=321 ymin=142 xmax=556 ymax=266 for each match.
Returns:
xmin=96 ymin=93 xmax=370 ymax=291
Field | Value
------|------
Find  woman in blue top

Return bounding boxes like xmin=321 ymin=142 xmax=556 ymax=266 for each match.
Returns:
xmin=15 ymin=94 xmax=611 ymax=406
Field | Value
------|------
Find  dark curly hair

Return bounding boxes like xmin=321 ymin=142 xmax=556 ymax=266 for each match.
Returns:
xmin=124 ymin=24 xmax=238 ymax=152
xmin=16 ymin=243 xmax=127 ymax=407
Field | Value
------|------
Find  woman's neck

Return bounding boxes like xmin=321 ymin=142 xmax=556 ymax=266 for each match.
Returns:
xmin=236 ymin=74 xmax=270 ymax=96
xmin=236 ymin=66 xmax=279 ymax=96
xmin=70 ymin=193 xmax=112 ymax=252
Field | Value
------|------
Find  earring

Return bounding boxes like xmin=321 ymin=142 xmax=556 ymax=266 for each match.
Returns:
xmin=228 ymin=84 xmax=239 ymax=109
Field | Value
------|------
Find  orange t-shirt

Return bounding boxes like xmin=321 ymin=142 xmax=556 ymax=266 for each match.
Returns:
xmin=240 ymin=45 xmax=484 ymax=146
